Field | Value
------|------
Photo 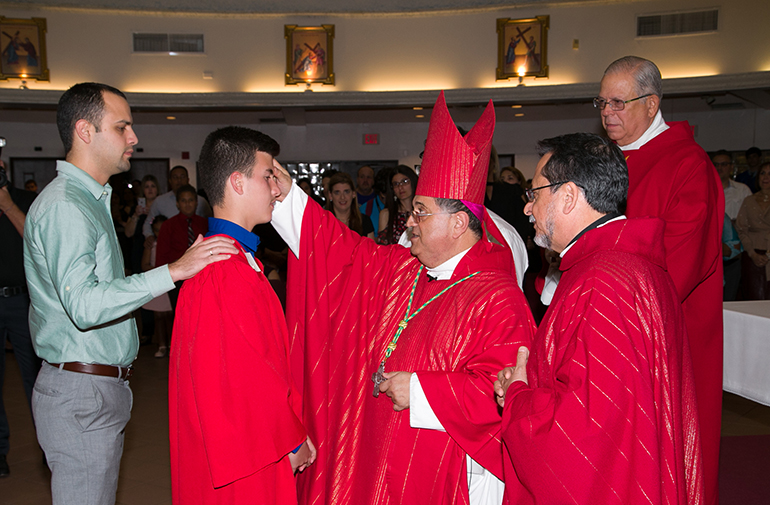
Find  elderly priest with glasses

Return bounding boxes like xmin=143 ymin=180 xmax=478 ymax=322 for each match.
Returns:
xmin=270 ymin=91 xmax=535 ymax=505
xmin=594 ymin=55 xmax=723 ymax=505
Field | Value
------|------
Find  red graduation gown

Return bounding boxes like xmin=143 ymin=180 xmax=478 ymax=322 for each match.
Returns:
xmin=169 ymin=243 xmax=306 ymax=504
xmin=623 ymin=122 xmax=723 ymax=505
xmin=286 ymin=200 xmax=535 ymax=505
xmin=502 ymin=218 xmax=705 ymax=505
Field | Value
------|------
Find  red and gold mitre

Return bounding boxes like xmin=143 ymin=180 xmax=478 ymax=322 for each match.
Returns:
xmin=415 ymin=91 xmax=496 ymax=208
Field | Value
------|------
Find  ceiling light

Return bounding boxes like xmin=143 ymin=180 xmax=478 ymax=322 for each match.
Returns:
xmin=166 ymin=116 xmax=176 ymax=120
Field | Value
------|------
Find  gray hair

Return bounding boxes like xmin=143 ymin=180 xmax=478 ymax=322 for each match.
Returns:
xmin=604 ymin=56 xmax=662 ymax=99
xmin=434 ymin=198 xmax=483 ymax=239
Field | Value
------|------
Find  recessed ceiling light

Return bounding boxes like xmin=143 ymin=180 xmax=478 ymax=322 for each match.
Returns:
xmin=511 ymin=105 xmax=522 ymax=109
xmin=515 ymin=113 xmax=524 ymax=117
xmin=415 ymin=114 xmax=425 ymax=118
xmin=166 ymin=116 xmax=176 ymax=120
xmin=413 ymin=106 xmax=423 ymax=110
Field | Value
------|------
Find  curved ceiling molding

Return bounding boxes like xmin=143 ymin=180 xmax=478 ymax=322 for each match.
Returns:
xmin=1 ymin=0 xmax=579 ymax=15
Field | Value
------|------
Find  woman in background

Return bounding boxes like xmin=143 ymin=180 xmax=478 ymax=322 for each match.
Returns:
xmin=377 ymin=165 xmax=418 ymax=245
xmin=325 ymin=172 xmax=375 ymax=239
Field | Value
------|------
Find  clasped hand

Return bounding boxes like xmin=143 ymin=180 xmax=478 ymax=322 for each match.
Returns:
xmin=379 ymin=371 xmax=412 ymax=411
xmin=288 ymin=436 xmax=317 ymax=474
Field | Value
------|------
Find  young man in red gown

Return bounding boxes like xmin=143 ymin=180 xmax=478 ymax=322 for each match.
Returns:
xmin=169 ymin=126 xmax=315 ymax=504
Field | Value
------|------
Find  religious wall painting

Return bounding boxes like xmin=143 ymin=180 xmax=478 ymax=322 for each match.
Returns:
xmin=285 ymin=24 xmax=335 ymax=85
xmin=0 ymin=17 xmax=49 ymax=81
xmin=496 ymin=16 xmax=549 ymax=80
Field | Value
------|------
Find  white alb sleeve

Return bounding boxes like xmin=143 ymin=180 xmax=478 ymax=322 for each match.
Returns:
xmin=271 ymin=182 xmax=308 ymax=258
xmin=409 ymin=373 xmax=445 ymax=431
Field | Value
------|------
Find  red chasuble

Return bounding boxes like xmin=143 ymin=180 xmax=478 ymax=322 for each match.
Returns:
xmin=502 ymin=218 xmax=705 ymax=505
xmin=286 ymin=200 xmax=535 ymax=505
xmin=169 ymin=242 xmax=306 ymax=504
xmin=622 ymin=122 xmax=723 ymax=505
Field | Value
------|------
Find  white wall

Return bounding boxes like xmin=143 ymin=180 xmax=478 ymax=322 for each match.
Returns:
xmin=1 ymin=0 xmax=768 ymax=93
xmin=1 ymin=0 xmax=769 ymax=181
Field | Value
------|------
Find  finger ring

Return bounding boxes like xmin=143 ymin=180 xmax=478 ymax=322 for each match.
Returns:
xmin=209 ymin=249 xmax=213 ymax=256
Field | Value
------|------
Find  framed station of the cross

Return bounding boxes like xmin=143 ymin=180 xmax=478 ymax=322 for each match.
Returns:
xmin=496 ymin=16 xmax=549 ymax=80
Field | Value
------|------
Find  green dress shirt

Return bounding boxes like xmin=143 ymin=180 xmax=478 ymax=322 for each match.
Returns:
xmin=23 ymin=160 xmax=175 ymax=367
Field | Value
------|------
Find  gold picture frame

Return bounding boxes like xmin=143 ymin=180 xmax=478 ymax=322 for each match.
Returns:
xmin=496 ymin=16 xmax=549 ymax=80
xmin=285 ymin=24 xmax=334 ymax=85
xmin=0 ymin=17 xmax=49 ymax=81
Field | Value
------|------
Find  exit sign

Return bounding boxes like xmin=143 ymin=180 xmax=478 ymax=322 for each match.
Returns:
xmin=363 ymin=134 xmax=379 ymax=145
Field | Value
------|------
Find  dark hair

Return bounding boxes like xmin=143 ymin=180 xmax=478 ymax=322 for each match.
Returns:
xmin=176 ymin=184 xmax=197 ymax=201
xmin=746 ymin=147 xmax=762 ymax=158
xmin=383 ymin=165 xmax=418 ymax=244
xmin=434 ymin=198 xmax=482 ymax=240
xmin=321 ymin=168 xmax=339 ymax=180
xmin=325 ymin=172 xmax=364 ymax=235
xmin=198 ymin=126 xmax=280 ymax=207
xmin=57 ymin=82 xmax=127 ymax=154
xmin=712 ymin=150 xmax=731 ymax=161
xmin=500 ymin=166 xmax=525 ymax=185
xmin=536 ymin=133 xmax=628 ymax=215
xmin=373 ymin=166 xmax=395 ymax=196
xmin=151 ymin=214 xmax=168 ymax=236
xmin=298 ymin=177 xmax=312 ymax=187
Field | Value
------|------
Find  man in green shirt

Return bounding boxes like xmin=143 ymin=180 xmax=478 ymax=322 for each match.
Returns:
xmin=23 ymin=82 xmax=237 ymax=505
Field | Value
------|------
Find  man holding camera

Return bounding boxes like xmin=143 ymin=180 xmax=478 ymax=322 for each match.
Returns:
xmin=0 ymin=159 xmax=41 ymax=478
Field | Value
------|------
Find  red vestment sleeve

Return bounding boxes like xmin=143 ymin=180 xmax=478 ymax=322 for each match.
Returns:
xmin=502 ymin=247 xmax=703 ymax=504
xmin=652 ymin=156 xmax=722 ymax=302
xmin=176 ymin=254 xmax=306 ymax=489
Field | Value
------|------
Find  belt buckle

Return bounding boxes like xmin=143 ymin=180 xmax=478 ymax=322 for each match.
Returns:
xmin=0 ymin=287 xmax=10 ymax=297
xmin=123 ymin=366 xmax=134 ymax=380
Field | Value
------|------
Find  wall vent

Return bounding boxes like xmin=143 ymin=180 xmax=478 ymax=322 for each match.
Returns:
xmin=133 ymin=33 xmax=204 ymax=53
xmin=637 ymin=9 xmax=718 ymax=37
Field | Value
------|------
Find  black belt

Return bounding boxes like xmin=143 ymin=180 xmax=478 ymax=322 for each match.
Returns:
xmin=47 ymin=361 xmax=133 ymax=380
xmin=0 ymin=285 xmax=27 ymax=297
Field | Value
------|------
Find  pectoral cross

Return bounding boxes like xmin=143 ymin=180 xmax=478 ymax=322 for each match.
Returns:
xmin=371 ymin=361 xmax=386 ymax=398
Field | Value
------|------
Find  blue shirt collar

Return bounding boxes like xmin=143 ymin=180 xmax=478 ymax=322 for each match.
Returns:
xmin=206 ymin=218 xmax=260 ymax=254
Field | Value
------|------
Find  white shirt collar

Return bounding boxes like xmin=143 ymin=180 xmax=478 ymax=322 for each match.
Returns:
xmin=618 ymin=110 xmax=669 ymax=151
xmin=426 ymin=247 xmax=472 ymax=280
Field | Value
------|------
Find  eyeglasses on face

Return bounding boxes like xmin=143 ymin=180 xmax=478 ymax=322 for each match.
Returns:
xmin=392 ymin=178 xmax=411 ymax=188
xmin=525 ymin=181 xmax=568 ymax=202
xmin=593 ymin=94 xmax=653 ymax=111
xmin=713 ymin=161 xmax=732 ymax=168
xmin=410 ymin=209 xmax=450 ymax=223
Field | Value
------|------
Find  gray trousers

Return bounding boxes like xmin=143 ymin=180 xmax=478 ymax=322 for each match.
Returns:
xmin=33 ymin=362 xmax=132 ymax=505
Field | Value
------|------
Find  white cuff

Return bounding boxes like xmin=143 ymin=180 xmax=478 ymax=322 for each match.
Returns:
xmin=409 ymin=373 xmax=445 ymax=431
xmin=271 ymin=182 xmax=308 ymax=258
